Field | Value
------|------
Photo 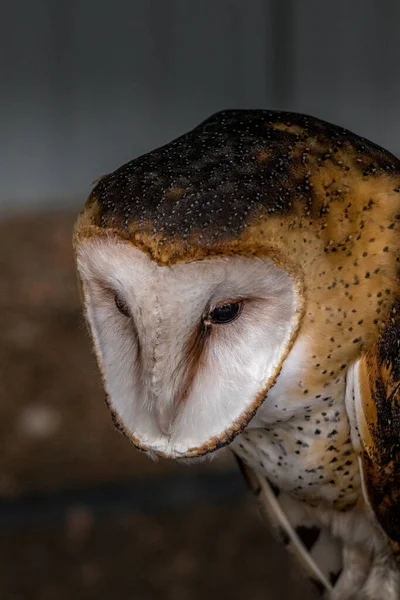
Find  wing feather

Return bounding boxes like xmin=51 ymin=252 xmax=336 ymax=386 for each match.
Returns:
xmin=346 ymin=302 xmax=400 ymax=558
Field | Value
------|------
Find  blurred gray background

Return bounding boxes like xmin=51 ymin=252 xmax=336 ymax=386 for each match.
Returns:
xmin=2 ymin=0 xmax=400 ymax=210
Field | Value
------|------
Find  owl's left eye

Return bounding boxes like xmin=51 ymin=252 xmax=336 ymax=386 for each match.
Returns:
xmin=206 ymin=302 xmax=243 ymax=325
xmin=114 ymin=294 xmax=130 ymax=317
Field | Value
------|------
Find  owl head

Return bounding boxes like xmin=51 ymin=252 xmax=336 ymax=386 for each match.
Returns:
xmin=73 ymin=110 xmax=400 ymax=459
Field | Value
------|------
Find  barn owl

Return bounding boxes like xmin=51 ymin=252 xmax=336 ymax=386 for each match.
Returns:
xmin=73 ymin=110 xmax=400 ymax=599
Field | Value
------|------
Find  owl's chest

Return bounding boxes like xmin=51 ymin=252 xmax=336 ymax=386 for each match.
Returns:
xmin=231 ymin=398 xmax=361 ymax=509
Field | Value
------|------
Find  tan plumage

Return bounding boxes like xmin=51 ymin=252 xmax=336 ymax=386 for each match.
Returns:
xmin=74 ymin=110 xmax=400 ymax=598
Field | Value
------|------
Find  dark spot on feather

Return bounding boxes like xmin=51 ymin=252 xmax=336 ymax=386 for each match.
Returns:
xmin=295 ymin=525 xmax=321 ymax=551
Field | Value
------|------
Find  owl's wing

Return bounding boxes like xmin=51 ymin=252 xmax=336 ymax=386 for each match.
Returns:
xmin=235 ymin=456 xmax=342 ymax=596
xmin=345 ymin=302 xmax=400 ymax=558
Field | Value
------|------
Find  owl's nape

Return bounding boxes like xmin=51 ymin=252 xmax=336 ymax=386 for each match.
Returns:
xmin=75 ymin=238 xmax=301 ymax=458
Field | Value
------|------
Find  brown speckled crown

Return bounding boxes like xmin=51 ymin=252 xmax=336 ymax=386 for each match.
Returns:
xmin=82 ymin=110 xmax=400 ymax=251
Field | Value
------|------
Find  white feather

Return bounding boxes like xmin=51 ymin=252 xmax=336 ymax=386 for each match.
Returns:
xmin=76 ymin=236 xmax=300 ymax=457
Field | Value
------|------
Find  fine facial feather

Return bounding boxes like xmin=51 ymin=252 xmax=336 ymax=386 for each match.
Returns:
xmin=76 ymin=237 xmax=300 ymax=457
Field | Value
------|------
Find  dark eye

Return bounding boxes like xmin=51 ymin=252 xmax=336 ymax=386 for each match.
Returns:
xmin=207 ymin=302 xmax=242 ymax=325
xmin=114 ymin=294 xmax=130 ymax=317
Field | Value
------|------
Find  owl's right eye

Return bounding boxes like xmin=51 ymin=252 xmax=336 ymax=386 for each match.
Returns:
xmin=114 ymin=294 xmax=130 ymax=317
xmin=205 ymin=301 xmax=243 ymax=325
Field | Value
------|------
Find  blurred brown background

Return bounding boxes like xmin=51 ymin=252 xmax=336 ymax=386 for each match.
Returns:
xmin=1 ymin=1 xmax=400 ymax=598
